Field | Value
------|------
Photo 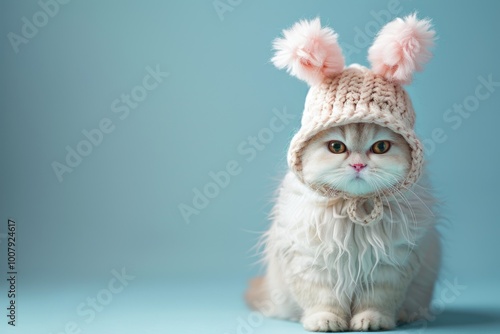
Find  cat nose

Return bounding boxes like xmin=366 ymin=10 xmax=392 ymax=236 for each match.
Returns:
xmin=350 ymin=163 xmax=366 ymax=172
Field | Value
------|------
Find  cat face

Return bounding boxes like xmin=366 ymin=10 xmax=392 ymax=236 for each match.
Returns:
xmin=302 ymin=123 xmax=411 ymax=196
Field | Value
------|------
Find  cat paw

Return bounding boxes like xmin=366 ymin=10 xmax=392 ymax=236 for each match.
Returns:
xmin=302 ymin=311 xmax=348 ymax=332
xmin=350 ymin=309 xmax=396 ymax=331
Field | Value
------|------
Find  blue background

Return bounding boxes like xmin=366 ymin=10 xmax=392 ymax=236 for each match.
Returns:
xmin=1 ymin=0 xmax=499 ymax=333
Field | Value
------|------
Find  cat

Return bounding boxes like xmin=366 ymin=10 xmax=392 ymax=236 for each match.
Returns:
xmin=246 ymin=123 xmax=440 ymax=332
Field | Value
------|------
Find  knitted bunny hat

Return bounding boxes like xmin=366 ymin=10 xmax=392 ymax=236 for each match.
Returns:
xmin=272 ymin=14 xmax=435 ymax=225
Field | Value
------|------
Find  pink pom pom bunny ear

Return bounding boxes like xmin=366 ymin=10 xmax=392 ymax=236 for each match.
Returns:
xmin=368 ymin=13 xmax=436 ymax=85
xmin=272 ymin=18 xmax=345 ymax=86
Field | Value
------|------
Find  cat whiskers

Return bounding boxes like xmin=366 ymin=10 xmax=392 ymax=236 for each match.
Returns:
xmin=369 ymin=172 xmax=418 ymax=248
xmin=374 ymin=168 xmax=434 ymax=217
xmin=375 ymin=169 xmax=433 ymax=236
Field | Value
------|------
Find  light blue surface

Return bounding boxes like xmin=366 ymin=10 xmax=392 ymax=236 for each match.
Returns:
xmin=1 ymin=0 xmax=500 ymax=333
xmin=8 ymin=279 xmax=500 ymax=333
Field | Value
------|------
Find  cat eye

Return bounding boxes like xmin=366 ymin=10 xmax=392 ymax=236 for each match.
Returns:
xmin=371 ymin=140 xmax=391 ymax=154
xmin=327 ymin=140 xmax=347 ymax=154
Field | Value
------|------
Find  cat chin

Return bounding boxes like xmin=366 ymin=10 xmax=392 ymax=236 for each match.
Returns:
xmin=339 ymin=185 xmax=375 ymax=197
xmin=319 ymin=171 xmax=405 ymax=197
xmin=325 ymin=178 xmax=382 ymax=197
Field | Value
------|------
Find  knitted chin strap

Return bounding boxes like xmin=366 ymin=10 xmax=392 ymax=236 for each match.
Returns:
xmin=315 ymin=183 xmax=386 ymax=225
xmin=346 ymin=196 xmax=384 ymax=225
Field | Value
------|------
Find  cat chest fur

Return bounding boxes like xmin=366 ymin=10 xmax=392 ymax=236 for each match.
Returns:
xmin=268 ymin=172 xmax=427 ymax=296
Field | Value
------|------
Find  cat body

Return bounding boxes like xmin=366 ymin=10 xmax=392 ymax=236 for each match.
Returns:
xmin=248 ymin=15 xmax=441 ymax=332
xmin=247 ymin=124 xmax=440 ymax=331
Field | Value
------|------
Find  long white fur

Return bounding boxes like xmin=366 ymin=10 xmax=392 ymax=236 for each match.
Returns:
xmin=247 ymin=124 xmax=440 ymax=332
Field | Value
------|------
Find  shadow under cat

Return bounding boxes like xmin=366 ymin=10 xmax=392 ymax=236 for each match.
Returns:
xmin=399 ymin=308 xmax=500 ymax=330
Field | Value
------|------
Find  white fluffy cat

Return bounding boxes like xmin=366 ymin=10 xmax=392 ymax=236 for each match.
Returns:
xmin=246 ymin=123 xmax=440 ymax=331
